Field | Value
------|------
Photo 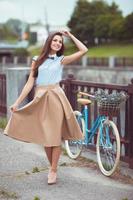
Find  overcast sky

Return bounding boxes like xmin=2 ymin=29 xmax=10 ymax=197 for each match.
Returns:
xmin=0 ymin=0 xmax=133 ymax=25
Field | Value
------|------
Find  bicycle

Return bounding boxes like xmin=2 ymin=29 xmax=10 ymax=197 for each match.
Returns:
xmin=65 ymin=90 xmax=127 ymax=176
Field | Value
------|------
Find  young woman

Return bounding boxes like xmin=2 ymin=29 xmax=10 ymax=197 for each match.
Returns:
xmin=4 ymin=30 xmax=88 ymax=185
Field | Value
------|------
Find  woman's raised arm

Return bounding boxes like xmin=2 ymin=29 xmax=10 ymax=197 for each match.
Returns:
xmin=60 ymin=30 xmax=88 ymax=65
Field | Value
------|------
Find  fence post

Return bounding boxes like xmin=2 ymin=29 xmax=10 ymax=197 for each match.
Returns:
xmin=27 ymin=56 xmax=31 ymax=66
xmin=2 ymin=57 xmax=6 ymax=66
xmin=128 ymin=78 xmax=133 ymax=168
xmin=65 ymin=74 xmax=75 ymax=108
xmin=109 ymin=56 xmax=115 ymax=68
xmin=82 ymin=55 xmax=87 ymax=67
xmin=13 ymin=56 xmax=18 ymax=65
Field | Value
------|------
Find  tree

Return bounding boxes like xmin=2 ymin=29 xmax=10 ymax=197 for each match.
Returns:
xmin=67 ymin=0 xmax=124 ymax=45
xmin=109 ymin=16 xmax=125 ymax=40
xmin=0 ymin=24 xmax=17 ymax=41
xmin=108 ymin=1 xmax=122 ymax=16
xmin=68 ymin=0 xmax=92 ymax=44
xmin=5 ymin=19 xmax=22 ymax=38
xmin=68 ymin=0 xmax=111 ymax=45
xmin=124 ymin=12 xmax=133 ymax=40
xmin=94 ymin=15 xmax=112 ymax=41
xmin=0 ymin=19 xmax=30 ymax=42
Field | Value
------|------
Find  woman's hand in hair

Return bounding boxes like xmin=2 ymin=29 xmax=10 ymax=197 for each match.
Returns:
xmin=59 ymin=30 xmax=72 ymax=37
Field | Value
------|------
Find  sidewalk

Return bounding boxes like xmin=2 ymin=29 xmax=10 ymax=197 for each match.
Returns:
xmin=0 ymin=130 xmax=133 ymax=200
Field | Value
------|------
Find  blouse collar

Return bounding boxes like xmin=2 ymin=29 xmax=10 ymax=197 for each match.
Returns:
xmin=48 ymin=54 xmax=57 ymax=59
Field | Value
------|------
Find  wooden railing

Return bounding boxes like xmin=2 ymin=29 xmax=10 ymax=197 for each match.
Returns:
xmin=1 ymin=72 xmax=133 ymax=169
xmin=0 ymin=56 xmax=133 ymax=67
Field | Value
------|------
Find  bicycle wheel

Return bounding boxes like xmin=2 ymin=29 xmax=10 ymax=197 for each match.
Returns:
xmin=96 ymin=119 xmax=120 ymax=176
xmin=65 ymin=111 xmax=85 ymax=159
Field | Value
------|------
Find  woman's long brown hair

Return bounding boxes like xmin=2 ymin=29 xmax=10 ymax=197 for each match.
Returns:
xmin=32 ymin=31 xmax=64 ymax=78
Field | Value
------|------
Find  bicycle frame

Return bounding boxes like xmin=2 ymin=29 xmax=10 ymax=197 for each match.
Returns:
xmin=81 ymin=105 xmax=106 ymax=145
xmin=65 ymin=91 xmax=121 ymax=176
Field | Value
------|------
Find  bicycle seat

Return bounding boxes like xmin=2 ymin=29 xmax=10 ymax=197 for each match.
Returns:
xmin=77 ymin=98 xmax=91 ymax=105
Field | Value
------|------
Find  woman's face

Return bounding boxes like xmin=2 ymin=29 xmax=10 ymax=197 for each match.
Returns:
xmin=50 ymin=35 xmax=63 ymax=53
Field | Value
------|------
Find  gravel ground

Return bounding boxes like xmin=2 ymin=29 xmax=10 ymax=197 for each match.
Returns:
xmin=0 ymin=131 xmax=133 ymax=200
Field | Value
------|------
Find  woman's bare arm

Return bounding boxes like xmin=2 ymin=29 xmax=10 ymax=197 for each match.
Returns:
xmin=60 ymin=31 xmax=88 ymax=65
xmin=10 ymin=61 xmax=36 ymax=111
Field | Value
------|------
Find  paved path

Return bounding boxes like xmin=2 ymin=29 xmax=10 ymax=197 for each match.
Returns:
xmin=0 ymin=132 xmax=133 ymax=200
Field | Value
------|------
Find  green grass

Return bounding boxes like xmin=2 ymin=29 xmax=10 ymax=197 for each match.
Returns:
xmin=28 ymin=43 xmax=133 ymax=58
xmin=32 ymin=167 xmax=40 ymax=173
xmin=28 ymin=46 xmax=41 ymax=57
xmin=33 ymin=197 xmax=40 ymax=200
xmin=88 ymin=44 xmax=133 ymax=57
xmin=0 ymin=117 xmax=7 ymax=129
xmin=0 ymin=189 xmax=18 ymax=199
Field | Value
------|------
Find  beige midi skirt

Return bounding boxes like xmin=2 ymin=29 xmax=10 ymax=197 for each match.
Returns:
xmin=4 ymin=83 xmax=83 ymax=146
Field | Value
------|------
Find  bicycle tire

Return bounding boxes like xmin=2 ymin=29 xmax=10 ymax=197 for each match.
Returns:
xmin=65 ymin=111 xmax=85 ymax=159
xmin=96 ymin=119 xmax=120 ymax=176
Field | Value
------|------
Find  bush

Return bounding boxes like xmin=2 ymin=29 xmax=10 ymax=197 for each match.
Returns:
xmin=13 ymin=48 xmax=30 ymax=56
xmin=0 ymin=117 xmax=7 ymax=129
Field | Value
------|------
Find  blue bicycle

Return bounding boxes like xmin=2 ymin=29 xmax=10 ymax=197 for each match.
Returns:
xmin=65 ymin=91 xmax=122 ymax=176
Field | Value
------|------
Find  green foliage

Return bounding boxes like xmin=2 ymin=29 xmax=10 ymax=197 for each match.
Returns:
xmin=68 ymin=0 xmax=131 ymax=45
xmin=124 ymin=12 xmax=133 ymax=39
xmin=0 ymin=19 xmax=29 ymax=42
xmin=13 ymin=48 xmax=30 ymax=56
xmin=0 ymin=117 xmax=7 ymax=129
xmin=32 ymin=167 xmax=40 ymax=173
xmin=33 ymin=197 xmax=40 ymax=200
xmin=0 ymin=189 xmax=18 ymax=199
xmin=0 ymin=24 xmax=18 ymax=41
xmin=28 ymin=46 xmax=41 ymax=57
xmin=6 ymin=19 xmax=22 ymax=38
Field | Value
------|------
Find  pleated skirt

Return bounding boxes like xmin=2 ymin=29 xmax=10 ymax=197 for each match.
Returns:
xmin=4 ymin=83 xmax=83 ymax=146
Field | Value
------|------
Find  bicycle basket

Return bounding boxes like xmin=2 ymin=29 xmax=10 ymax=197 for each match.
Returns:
xmin=98 ymin=102 xmax=120 ymax=117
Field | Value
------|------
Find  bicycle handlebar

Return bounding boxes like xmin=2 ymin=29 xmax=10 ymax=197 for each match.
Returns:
xmin=78 ymin=92 xmax=95 ymax=98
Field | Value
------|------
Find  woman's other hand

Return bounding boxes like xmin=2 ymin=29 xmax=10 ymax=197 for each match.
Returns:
xmin=10 ymin=102 xmax=19 ymax=112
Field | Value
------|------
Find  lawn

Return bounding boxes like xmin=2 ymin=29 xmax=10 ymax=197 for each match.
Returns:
xmin=88 ymin=44 xmax=133 ymax=57
xmin=28 ymin=43 xmax=133 ymax=58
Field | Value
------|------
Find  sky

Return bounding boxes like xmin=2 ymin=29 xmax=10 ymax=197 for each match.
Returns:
xmin=0 ymin=0 xmax=133 ymax=25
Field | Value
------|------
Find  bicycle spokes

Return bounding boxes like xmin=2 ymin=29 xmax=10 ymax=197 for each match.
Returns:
xmin=97 ymin=120 xmax=120 ymax=176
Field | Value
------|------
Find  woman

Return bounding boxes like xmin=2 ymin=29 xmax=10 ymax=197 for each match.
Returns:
xmin=4 ymin=30 xmax=88 ymax=185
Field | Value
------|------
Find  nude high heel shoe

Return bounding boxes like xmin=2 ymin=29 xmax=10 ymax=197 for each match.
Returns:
xmin=48 ymin=169 xmax=57 ymax=185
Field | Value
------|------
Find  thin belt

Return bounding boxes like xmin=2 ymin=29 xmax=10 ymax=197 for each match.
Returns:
xmin=35 ymin=83 xmax=60 ymax=90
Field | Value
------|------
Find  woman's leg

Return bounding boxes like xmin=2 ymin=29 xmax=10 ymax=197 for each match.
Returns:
xmin=51 ymin=146 xmax=62 ymax=172
xmin=44 ymin=147 xmax=53 ymax=166
xmin=45 ymin=145 xmax=62 ymax=184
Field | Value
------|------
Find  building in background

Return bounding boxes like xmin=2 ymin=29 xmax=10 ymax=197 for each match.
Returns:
xmin=29 ymin=22 xmax=69 ymax=45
